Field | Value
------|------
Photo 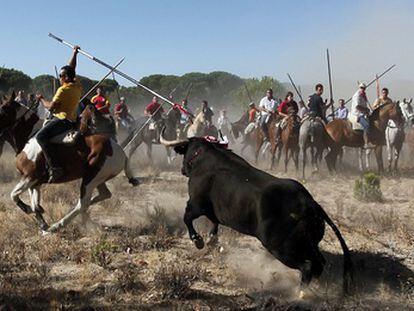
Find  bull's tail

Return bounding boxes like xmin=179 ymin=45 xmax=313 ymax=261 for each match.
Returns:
xmin=315 ymin=202 xmax=354 ymax=295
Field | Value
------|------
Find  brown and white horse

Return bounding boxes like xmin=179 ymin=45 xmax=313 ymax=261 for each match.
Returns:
xmin=325 ymin=102 xmax=404 ymax=173
xmin=0 ymin=94 xmax=138 ymax=233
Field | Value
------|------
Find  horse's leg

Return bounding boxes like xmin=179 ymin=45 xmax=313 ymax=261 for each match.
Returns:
xmin=28 ymin=186 xmax=49 ymax=231
xmin=146 ymin=141 xmax=153 ymax=163
xmin=80 ymin=182 xmax=112 ymax=228
xmin=386 ymin=143 xmax=392 ymax=173
xmin=90 ymin=183 xmax=112 ymax=205
xmin=374 ymin=145 xmax=384 ymax=173
xmin=301 ymin=145 xmax=307 ymax=179
xmin=11 ymin=178 xmax=36 ymax=214
xmin=284 ymin=145 xmax=289 ymax=173
xmin=270 ymin=143 xmax=276 ymax=170
xmin=47 ymin=175 xmax=99 ymax=233
xmin=358 ymin=148 xmax=364 ymax=171
xmin=124 ymin=157 xmax=140 ymax=186
xmin=294 ymin=147 xmax=299 ymax=173
xmin=255 ymin=141 xmax=263 ymax=164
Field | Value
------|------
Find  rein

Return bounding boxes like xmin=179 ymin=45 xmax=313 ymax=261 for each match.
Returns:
xmin=187 ymin=148 xmax=203 ymax=167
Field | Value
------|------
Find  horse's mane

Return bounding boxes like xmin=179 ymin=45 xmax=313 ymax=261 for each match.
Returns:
xmin=370 ymin=102 xmax=395 ymax=120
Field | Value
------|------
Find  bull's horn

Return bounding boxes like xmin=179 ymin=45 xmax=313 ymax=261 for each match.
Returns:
xmin=159 ymin=127 xmax=189 ymax=147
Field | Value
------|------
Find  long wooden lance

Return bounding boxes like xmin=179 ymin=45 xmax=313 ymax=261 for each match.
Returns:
xmin=287 ymin=73 xmax=304 ymax=103
xmin=48 ymin=33 xmax=182 ymax=112
xmin=111 ymin=72 xmax=121 ymax=101
xmin=375 ymin=74 xmax=380 ymax=98
xmin=344 ymin=64 xmax=396 ymax=104
xmin=326 ymin=49 xmax=335 ymax=119
xmin=48 ymin=33 xmax=193 ymax=151
xmin=79 ymin=58 xmax=124 ymax=103
xmin=184 ymin=82 xmax=193 ymax=101
xmin=244 ymin=82 xmax=253 ymax=103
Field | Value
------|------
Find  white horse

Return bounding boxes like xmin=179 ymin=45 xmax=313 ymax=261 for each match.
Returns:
xmin=385 ymin=98 xmax=414 ymax=173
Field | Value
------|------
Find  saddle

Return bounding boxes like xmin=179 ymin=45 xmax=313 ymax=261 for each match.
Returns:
xmin=348 ymin=114 xmax=364 ymax=130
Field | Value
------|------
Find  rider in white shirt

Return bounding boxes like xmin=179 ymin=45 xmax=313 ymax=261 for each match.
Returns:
xmin=259 ymin=88 xmax=278 ymax=141
xmin=350 ymin=83 xmax=371 ymax=148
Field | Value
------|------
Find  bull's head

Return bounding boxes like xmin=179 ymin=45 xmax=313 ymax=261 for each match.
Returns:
xmin=160 ymin=129 xmax=227 ymax=176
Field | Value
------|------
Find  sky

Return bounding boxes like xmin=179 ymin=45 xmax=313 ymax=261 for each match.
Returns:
xmin=1 ymin=0 xmax=414 ymax=99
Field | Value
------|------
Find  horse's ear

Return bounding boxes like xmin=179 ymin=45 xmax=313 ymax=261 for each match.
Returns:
xmin=410 ymin=98 xmax=413 ymax=104
xmin=10 ymin=90 xmax=16 ymax=101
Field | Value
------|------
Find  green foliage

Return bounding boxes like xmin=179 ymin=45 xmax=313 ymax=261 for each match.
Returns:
xmin=31 ymin=74 xmax=56 ymax=98
xmin=0 ymin=66 xmax=287 ymax=114
xmin=354 ymin=172 xmax=383 ymax=202
xmin=0 ymin=68 xmax=32 ymax=93
xmin=91 ymin=239 xmax=117 ymax=268
xmin=233 ymin=76 xmax=287 ymax=110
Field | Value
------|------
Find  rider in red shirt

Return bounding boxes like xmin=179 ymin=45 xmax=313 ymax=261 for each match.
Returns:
xmin=91 ymin=88 xmax=111 ymax=115
xmin=275 ymin=92 xmax=298 ymax=144
xmin=144 ymin=96 xmax=164 ymax=121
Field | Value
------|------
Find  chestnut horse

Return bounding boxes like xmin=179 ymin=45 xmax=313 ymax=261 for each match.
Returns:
xmin=271 ymin=113 xmax=301 ymax=172
xmin=325 ymin=102 xmax=404 ymax=173
xmin=0 ymin=94 xmax=138 ymax=233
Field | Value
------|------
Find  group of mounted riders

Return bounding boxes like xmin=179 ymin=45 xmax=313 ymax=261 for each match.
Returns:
xmin=233 ymin=80 xmax=413 ymax=175
xmin=4 ymin=44 xmax=413 ymax=185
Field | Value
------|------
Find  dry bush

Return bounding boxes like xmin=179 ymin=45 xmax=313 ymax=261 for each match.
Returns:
xmin=370 ymin=208 xmax=399 ymax=232
xmin=116 ymin=262 xmax=146 ymax=293
xmin=153 ymin=260 xmax=209 ymax=299
xmin=354 ymin=172 xmax=383 ymax=202
xmin=142 ymin=224 xmax=177 ymax=251
xmin=91 ymin=238 xmax=117 ymax=268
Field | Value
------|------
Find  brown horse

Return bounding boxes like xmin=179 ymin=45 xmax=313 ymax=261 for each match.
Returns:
xmin=271 ymin=113 xmax=301 ymax=172
xmin=325 ymin=102 xmax=404 ymax=173
xmin=254 ymin=113 xmax=280 ymax=167
xmin=0 ymin=94 xmax=137 ymax=233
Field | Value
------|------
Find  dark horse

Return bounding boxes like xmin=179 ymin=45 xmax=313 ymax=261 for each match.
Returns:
xmin=325 ymin=102 xmax=404 ymax=173
xmin=122 ymin=107 xmax=181 ymax=164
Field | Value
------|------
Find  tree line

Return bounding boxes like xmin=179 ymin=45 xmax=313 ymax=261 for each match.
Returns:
xmin=0 ymin=67 xmax=287 ymax=114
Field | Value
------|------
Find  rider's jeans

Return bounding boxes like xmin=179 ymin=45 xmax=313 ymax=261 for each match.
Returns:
xmin=358 ymin=116 xmax=369 ymax=130
xmin=36 ymin=118 xmax=74 ymax=168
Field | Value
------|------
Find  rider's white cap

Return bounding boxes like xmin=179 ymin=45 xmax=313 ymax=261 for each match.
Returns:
xmin=358 ymin=82 xmax=366 ymax=89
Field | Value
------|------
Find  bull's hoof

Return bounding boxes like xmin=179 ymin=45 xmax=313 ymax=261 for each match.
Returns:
xmin=192 ymin=236 xmax=205 ymax=249
xmin=128 ymin=178 xmax=140 ymax=187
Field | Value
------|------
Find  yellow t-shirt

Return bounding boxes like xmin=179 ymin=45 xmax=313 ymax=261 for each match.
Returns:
xmin=52 ymin=80 xmax=82 ymax=121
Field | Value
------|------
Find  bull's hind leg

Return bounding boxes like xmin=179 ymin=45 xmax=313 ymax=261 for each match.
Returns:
xmin=184 ymin=201 xmax=205 ymax=249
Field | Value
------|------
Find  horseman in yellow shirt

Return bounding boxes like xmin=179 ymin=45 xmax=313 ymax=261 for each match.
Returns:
xmin=36 ymin=45 xmax=82 ymax=182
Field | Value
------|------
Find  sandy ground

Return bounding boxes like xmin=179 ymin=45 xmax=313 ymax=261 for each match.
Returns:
xmin=0 ymin=143 xmax=414 ymax=310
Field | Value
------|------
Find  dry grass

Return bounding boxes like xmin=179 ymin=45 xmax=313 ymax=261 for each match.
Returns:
xmin=0 ymin=151 xmax=414 ymax=309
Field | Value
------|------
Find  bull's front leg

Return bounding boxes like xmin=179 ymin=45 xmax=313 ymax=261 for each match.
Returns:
xmin=184 ymin=201 xmax=205 ymax=249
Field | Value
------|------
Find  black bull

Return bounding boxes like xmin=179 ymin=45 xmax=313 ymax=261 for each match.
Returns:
xmin=161 ymin=134 xmax=353 ymax=293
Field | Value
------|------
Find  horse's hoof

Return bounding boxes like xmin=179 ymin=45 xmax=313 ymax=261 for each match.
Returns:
xmin=207 ymin=234 xmax=219 ymax=246
xmin=192 ymin=236 xmax=205 ymax=249
xmin=41 ymin=230 xmax=51 ymax=236
xmin=128 ymin=178 xmax=140 ymax=187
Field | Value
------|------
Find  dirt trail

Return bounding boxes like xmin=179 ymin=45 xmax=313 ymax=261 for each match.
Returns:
xmin=0 ymin=148 xmax=413 ymax=309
